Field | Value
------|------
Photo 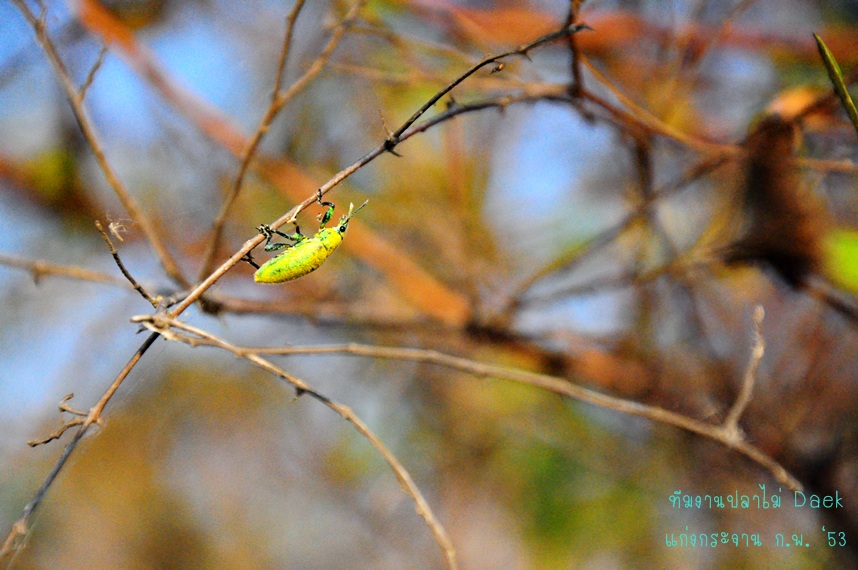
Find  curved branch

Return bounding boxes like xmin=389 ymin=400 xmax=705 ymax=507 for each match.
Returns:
xmin=246 ymin=340 xmax=800 ymax=492
xmin=133 ymin=315 xmax=459 ymax=570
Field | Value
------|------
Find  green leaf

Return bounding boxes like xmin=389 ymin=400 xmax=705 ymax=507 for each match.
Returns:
xmin=814 ymin=33 xmax=858 ymax=140
xmin=823 ymin=228 xmax=858 ymax=295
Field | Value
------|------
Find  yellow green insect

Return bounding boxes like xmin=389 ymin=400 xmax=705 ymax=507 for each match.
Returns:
xmin=246 ymin=191 xmax=368 ymax=283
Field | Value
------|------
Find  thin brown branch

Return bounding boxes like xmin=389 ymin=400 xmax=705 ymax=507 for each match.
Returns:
xmin=132 ymin=315 xmax=459 ymax=570
xmin=95 ymin=220 xmax=159 ymax=307
xmin=257 ymin=341 xmax=800 ymax=491
xmin=579 ymin=56 xmax=735 ymax=153
xmin=690 ymin=0 xmax=757 ymax=67
xmin=25 ymin=417 xmax=85 ymax=447
xmin=79 ymin=44 xmax=107 ymax=100
xmin=79 ymin=44 xmax=106 ymax=99
xmin=270 ymin=0 xmax=306 ymax=98
xmin=388 ymin=23 xmax=591 ymax=145
xmin=12 ymin=0 xmax=189 ymax=288
xmin=501 ymin=151 xmax=734 ymax=316
xmin=724 ymin=306 xmax=766 ymax=435
xmin=798 ymin=156 xmax=858 ymax=174
xmin=0 ymin=332 xmax=161 ymax=564
xmin=134 ymin=319 xmax=801 ymax=492
xmin=0 ymin=252 xmax=129 ymax=287
xmin=564 ymin=0 xmax=587 ymax=96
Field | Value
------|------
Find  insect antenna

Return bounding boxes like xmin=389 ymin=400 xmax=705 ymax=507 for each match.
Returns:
xmin=342 ymin=200 xmax=369 ymax=223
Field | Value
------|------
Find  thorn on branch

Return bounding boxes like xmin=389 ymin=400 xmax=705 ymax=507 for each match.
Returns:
xmin=384 ymin=136 xmax=402 ymax=156
xmin=516 ymin=24 xmax=592 ymax=60
xmin=30 ymin=260 xmax=48 ymax=284
xmin=377 ymin=109 xmax=402 ymax=156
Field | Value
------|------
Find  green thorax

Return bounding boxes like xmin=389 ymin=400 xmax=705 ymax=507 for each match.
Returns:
xmin=316 ymin=227 xmax=344 ymax=251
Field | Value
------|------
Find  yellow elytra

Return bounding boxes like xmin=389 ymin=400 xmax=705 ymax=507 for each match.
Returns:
xmin=253 ymin=199 xmax=367 ymax=283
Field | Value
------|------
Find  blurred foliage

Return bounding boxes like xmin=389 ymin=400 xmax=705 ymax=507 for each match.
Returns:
xmin=823 ymin=228 xmax=858 ymax=294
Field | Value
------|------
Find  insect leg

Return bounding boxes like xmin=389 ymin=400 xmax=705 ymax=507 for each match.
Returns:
xmin=316 ymin=188 xmax=335 ymax=227
xmin=257 ymin=223 xmax=306 ymax=252
xmin=241 ymin=253 xmax=260 ymax=269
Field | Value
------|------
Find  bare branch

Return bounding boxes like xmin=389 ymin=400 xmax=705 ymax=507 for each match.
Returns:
xmin=388 ymin=23 xmax=591 ymax=146
xmin=26 ymin=394 xmax=90 ymax=448
xmin=95 ymin=220 xmax=159 ymax=307
xmin=724 ymin=306 xmax=766 ymax=435
xmin=11 ymin=0 xmax=189 ymax=288
xmin=0 ymin=332 xmax=161 ymax=563
xmin=135 ymin=316 xmax=802 ymax=492
xmin=79 ymin=44 xmax=106 ymax=100
xmin=133 ymin=315 xmax=460 ymax=570
xmin=258 ymin=342 xmax=799 ymax=491
xmin=0 ymin=252 xmax=129 ymax=287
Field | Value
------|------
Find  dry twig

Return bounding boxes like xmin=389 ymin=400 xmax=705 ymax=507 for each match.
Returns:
xmin=132 ymin=314 xmax=460 ymax=570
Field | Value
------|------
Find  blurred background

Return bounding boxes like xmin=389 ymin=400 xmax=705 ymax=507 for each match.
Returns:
xmin=2 ymin=0 xmax=858 ymax=568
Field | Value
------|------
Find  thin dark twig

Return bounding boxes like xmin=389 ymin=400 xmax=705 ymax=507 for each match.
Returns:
xmin=171 ymin=22 xmax=585 ymax=318
xmin=79 ymin=44 xmax=107 ymax=99
xmin=95 ymin=220 xmax=159 ymax=307
xmin=196 ymin=19 xmax=586 ymax=295
xmin=171 ymin=28 xmax=588 ymax=316
xmin=388 ymin=23 xmax=591 ymax=145
xmin=564 ymin=0 xmax=586 ymax=96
